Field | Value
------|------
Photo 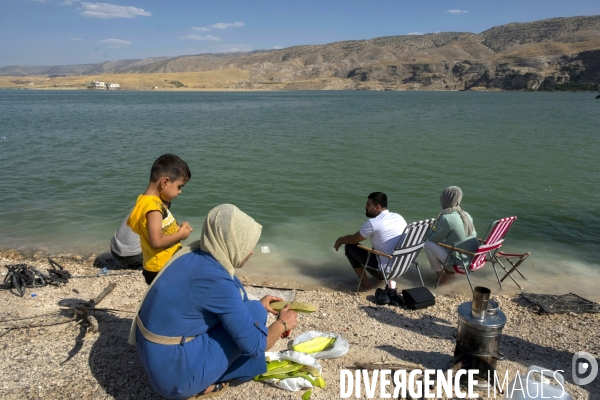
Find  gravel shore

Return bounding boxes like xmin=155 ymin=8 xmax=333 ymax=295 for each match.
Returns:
xmin=1 ymin=251 xmax=598 ymax=399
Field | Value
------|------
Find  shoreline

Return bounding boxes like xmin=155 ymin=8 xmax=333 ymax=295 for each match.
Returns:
xmin=0 ymin=252 xmax=598 ymax=399
xmin=3 ymin=246 xmax=600 ymax=303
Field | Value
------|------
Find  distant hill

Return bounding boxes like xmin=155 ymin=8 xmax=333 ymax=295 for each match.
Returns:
xmin=2 ymin=15 xmax=599 ymax=91
xmin=0 ymin=57 xmax=174 ymax=77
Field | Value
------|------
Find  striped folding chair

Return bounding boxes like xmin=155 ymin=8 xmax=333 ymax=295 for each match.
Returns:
xmin=435 ymin=218 xmax=512 ymax=293
xmin=356 ymin=218 xmax=436 ymax=292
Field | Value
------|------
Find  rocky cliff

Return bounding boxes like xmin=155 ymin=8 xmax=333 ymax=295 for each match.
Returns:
xmin=2 ymin=15 xmax=599 ymax=91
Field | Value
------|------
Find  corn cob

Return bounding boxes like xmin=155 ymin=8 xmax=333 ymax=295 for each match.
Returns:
xmin=291 ymin=336 xmax=336 ymax=353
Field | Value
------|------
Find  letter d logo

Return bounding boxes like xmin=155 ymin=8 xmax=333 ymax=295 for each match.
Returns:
xmin=572 ymin=351 xmax=598 ymax=385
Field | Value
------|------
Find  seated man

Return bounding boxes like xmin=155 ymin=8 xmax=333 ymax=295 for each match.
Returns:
xmin=110 ymin=209 xmax=143 ymax=269
xmin=334 ymin=192 xmax=407 ymax=289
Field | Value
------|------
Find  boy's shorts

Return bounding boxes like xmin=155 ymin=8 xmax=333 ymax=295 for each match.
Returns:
xmin=111 ymin=250 xmax=143 ymax=270
xmin=142 ymin=269 xmax=158 ymax=285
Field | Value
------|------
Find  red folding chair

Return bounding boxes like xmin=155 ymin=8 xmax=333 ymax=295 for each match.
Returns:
xmin=435 ymin=218 xmax=510 ymax=293
xmin=485 ymin=216 xmax=530 ymax=290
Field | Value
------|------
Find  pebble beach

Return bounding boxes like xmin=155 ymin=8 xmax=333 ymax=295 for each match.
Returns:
xmin=1 ymin=250 xmax=599 ymax=400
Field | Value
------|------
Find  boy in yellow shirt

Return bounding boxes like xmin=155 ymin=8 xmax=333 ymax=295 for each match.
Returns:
xmin=127 ymin=154 xmax=193 ymax=284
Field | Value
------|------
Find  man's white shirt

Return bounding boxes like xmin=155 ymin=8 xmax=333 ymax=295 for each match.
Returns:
xmin=359 ymin=210 xmax=407 ymax=272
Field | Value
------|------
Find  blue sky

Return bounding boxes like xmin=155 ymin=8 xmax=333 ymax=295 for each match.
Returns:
xmin=1 ymin=0 xmax=599 ymax=67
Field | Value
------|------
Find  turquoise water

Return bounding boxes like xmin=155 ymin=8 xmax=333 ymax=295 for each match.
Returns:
xmin=1 ymin=90 xmax=599 ymax=296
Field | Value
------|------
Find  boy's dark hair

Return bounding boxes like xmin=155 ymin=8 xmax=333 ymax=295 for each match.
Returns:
xmin=150 ymin=154 xmax=191 ymax=182
xmin=368 ymin=192 xmax=388 ymax=208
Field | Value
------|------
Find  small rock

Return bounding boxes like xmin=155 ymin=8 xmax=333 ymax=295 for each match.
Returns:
xmin=4 ymin=249 xmax=20 ymax=260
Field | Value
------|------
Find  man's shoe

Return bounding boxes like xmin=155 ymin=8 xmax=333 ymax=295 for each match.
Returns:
xmin=374 ymin=288 xmax=390 ymax=305
xmin=387 ymin=288 xmax=404 ymax=307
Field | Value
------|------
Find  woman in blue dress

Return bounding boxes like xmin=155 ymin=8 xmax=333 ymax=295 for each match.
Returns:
xmin=128 ymin=204 xmax=298 ymax=398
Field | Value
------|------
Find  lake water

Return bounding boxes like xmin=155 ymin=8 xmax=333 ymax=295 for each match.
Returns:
xmin=1 ymin=90 xmax=599 ymax=299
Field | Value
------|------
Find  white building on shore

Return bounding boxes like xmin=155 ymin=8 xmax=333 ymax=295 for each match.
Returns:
xmin=87 ymin=81 xmax=120 ymax=90
xmin=88 ymin=81 xmax=105 ymax=89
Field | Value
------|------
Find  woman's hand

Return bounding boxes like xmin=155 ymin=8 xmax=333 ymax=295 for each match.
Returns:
xmin=259 ymin=295 xmax=283 ymax=315
xmin=265 ymin=304 xmax=298 ymax=350
xmin=277 ymin=304 xmax=298 ymax=332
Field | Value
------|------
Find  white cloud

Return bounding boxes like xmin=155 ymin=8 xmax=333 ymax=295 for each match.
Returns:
xmin=98 ymin=38 xmax=132 ymax=48
xmin=180 ymin=35 xmax=222 ymax=41
xmin=80 ymin=2 xmax=151 ymax=19
xmin=273 ymin=46 xmax=283 ymax=49
xmin=407 ymin=32 xmax=424 ymax=35
xmin=69 ymin=37 xmax=84 ymax=41
xmin=216 ymin=45 xmax=252 ymax=52
xmin=192 ymin=27 xmax=211 ymax=32
xmin=60 ymin=0 xmax=79 ymax=5
xmin=211 ymin=22 xmax=244 ymax=29
xmin=445 ymin=9 xmax=468 ymax=14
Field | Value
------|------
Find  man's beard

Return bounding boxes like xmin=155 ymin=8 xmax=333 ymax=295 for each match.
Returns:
xmin=365 ymin=210 xmax=376 ymax=218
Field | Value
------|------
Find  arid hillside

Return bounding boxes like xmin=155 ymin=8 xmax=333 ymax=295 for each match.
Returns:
xmin=1 ymin=15 xmax=599 ymax=91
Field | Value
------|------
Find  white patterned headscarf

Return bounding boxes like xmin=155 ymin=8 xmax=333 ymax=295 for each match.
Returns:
xmin=199 ymin=204 xmax=262 ymax=276
xmin=437 ymin=186 xmax=475 ymax=237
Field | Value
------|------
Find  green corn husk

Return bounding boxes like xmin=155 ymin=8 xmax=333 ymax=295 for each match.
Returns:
xmin=255 ymin=371 xmax=325 ymax=389
xmin=266 ymin=360 xmax=289 ymax=371
xmin=299 ymin=365 xmax=321 ymax=377
xmin=314 ymin=377 xmax=326 ymax=389
xmin=259 ymin=363 xmax=304 ymax=377
xmin=269 ymin=301 xmax=317 ymax=313
xmin=254 ymin=360 xmax=325 ymax=389
xmin=293 ymin=372 xmax=326 ymax=389
xmin=254 ymin=373 xmax=295 ymax=382
xmin=302 ymin=389 xmax=312 ymax=400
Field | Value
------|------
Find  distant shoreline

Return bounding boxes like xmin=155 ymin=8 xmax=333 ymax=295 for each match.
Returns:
xmin=1 ymin=86 xmax=598 ymax=93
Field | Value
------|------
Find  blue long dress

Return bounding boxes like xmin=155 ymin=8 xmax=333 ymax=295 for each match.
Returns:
xmin=136 ymin=249 xmax=268 ymax=399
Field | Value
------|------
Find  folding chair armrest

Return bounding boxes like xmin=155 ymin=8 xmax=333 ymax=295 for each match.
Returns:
xmin=356 ymin=244 xmax=393 ymax=259
xmin=436 ymin=242 xmax=476 ymax=256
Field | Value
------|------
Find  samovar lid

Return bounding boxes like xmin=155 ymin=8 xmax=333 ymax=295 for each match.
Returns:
xmin=458 ymin=301 xmax=507 ymax=328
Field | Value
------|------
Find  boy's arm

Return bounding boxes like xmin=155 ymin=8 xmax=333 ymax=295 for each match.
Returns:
xmin=146 ymin=210 xmax=192 ymax=249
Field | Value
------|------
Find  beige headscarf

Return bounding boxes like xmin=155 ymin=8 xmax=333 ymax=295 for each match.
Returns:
xmin=199 ymin=203 xmax=262 ymax=276
xmin=128 ymin=204 xmax=261 ymax=345
xmin=437 ymin=186 xmax=475 ymax=237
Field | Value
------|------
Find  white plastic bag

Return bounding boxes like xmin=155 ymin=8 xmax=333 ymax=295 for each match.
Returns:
xmin=261 ymin=351 xmax=322 ymax=391
xmin=291 ymin=330 xmax=350 ymax=359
